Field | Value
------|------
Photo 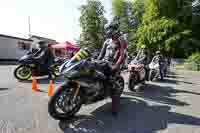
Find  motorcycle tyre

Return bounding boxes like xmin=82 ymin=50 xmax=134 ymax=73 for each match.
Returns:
xmin=48 ymin=83 xmax=83 ymax=120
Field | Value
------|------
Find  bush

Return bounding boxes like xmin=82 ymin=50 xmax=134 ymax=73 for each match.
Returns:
xmin=186 ymin=52 xmax=200 ymax=63
xmin=184 ymin=53 xmax=200 ymax=71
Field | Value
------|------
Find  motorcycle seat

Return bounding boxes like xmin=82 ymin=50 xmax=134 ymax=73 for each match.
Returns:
xmin=128 ymin=64 xmax=144 ymax=69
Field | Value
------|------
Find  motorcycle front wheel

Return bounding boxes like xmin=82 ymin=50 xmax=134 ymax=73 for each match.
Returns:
xmin=48 ymin=82 xmax=83 ymax=120
xmin=149 ymin=70 xmax=156 ymax=81
xmin=14 ymin=65 xmax=32 ymax=81
xmin=128 ymin=73 xmax=137 ymax=92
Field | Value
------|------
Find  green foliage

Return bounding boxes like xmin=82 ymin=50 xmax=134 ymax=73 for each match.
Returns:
xmin=77 ymin=0 xmax=200 ymax=58
xmin=112 ymin=0 xmax=136 ymax=53
xmin=112 ymin=0 xmax=126 ymax=17
xmin=136 ymin=16 xmax=192 ymax=52
xmin=192 ymin=1 xmax=200 ymax=43
xmin=186 ymin=52 xmax=200 ymax=63
xmin=159 ymin=0 xmax=186 ymax=19
xmin=142 ymin=0 xmax=160 ymax=24
xmin=79 ymin=0 xmax=106 ymax=50
xmin=134 ymin=0 xmax=197 ymax=57
xmin=132 ymin=0 xmax=145 ymax=24
xmin=112 ymin=0 xmax=129 ymax=33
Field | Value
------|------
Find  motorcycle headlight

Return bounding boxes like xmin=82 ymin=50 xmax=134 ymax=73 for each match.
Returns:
xmin=22 ymin=55 xmax=28 ymax=59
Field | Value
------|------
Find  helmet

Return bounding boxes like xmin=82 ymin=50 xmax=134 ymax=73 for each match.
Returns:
xmin=156 ymin=51 xmax=161 ymax=54
xmin=38 ymin=41 xmax=48 ymax=49
xmin=105 ymin=18 xmax=120 ymax=38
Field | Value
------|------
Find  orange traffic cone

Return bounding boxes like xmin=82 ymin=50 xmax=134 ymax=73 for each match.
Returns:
xmin=48 ymin=80 xmax=53 ymax=96
xmin=32 ymin=76 xmax=38 ymax=92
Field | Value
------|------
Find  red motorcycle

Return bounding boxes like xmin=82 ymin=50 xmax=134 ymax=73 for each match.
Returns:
xmin=128 ymin=61 xmax=146 ymax=92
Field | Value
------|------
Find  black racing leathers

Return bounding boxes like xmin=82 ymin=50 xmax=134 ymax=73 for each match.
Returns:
xmin=33 ymin=47 xmax=55 ymax=78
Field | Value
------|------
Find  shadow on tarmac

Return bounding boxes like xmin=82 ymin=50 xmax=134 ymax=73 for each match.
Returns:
xmin=124 ymin=83 xmax=200 ymax=106
xmin=58 ymin=97 xmax=200 ymax=133
xmin=154 ymin=78 xmax=194 ymax=85
xmin=0 ymin=88 xmax=9 ymax=91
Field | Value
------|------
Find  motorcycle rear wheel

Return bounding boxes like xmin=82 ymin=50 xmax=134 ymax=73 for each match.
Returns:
xmin=48 ymin=82 xmax=83 ymax=120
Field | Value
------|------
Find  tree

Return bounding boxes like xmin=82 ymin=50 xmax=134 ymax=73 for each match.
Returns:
xmin=134 ymin=0 xmax=196 ymax=57
xmin=112 ymin=0 xmax=138 ymax=53
xmin=132 ymin=0 xmax=145 ymax=25
xmin=136 ymin=17 xmax=191 ymax=55
xmin=79 ymin=0 xmax=107 ymax=50
xmin=112 ymin=0 xmax=130 ymax=33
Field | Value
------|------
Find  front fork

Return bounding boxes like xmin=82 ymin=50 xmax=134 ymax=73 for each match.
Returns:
xmin=72 ymin=81 xmax=80 ymax=102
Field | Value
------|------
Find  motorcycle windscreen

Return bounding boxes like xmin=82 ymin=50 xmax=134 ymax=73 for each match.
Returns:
xmin=60 ymin=59 xmax=88 ymax=78
xmin=59 ymin=48 xmax=90 ymax=74
xmin=18 ymin=54 xmax=33 ymax=64
xmin=60 ymin=48 xmax=89 ymax=68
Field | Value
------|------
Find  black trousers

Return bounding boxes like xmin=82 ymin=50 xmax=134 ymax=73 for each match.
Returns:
xmin=144 ymin=65 xmax=150 ymax=81
xmin=93 ymin=60 xmax=120 ymax=114
xmin=93 ymin=61 xmax=113 ymax=77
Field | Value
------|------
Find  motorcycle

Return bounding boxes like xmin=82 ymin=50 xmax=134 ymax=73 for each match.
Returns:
xmin=149 ymin=59 xmax=165 ymax=81
xmin=14 ymin=51 xmax=63 ymax=81
xmin=128 ymin=60 xmax=146 ymax=92
xmin=48 ymin=48 xmax=125 ymax=120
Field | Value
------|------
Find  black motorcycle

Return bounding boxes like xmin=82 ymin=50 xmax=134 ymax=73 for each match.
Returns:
xmin=48 ymin=48 xmax=125 ymax=120
xmin=14 ymin=51 xmax=63 ymax=81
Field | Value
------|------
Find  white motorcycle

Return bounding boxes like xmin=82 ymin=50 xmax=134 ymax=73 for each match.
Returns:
xmin=149 ymin=59 xmax=164 ymax=81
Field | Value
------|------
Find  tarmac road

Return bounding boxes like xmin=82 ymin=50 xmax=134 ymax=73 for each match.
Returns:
xmin=0 ymin=65 xmax=200 ymax=133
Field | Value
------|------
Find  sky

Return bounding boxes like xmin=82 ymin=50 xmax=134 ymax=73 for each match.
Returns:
xmin=0 ymin=0 xmax=112 ymax=43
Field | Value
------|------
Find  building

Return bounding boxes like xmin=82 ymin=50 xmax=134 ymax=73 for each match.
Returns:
xmin=0 ymin=34 xmax=32 ymax=61
xmin=0 ymin=34 xmax=57 ymax=61
xmin=30 ymin=35 xmax=57 ymax=44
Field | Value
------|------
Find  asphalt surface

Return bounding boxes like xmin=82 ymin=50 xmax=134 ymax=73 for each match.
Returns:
xmin=0 ymin=65 xmax=200 ymax=133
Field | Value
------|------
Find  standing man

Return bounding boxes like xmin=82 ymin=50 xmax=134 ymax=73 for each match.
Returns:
xmin=97 ymin=20 xmax=127 ymax=117
xmin=33 ymin=41 xmax=55 ymax=79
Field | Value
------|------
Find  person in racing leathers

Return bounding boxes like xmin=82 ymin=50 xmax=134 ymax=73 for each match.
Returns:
xmin=97 ymin=20 xmax=127 ymax=117
xmin=134 ymin=45 xmax=150 ymax=81
xmin=32 ymin=41 xmax=55 ymax=79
